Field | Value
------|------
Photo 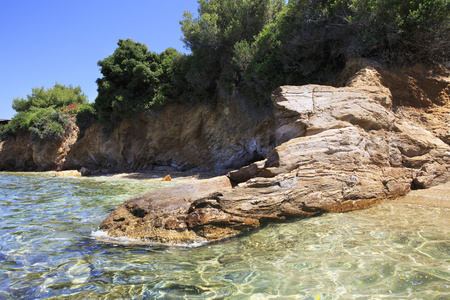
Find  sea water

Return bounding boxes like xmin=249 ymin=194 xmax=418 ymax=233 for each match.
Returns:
xmin=0 ymin=172 xmax=448 ymax=299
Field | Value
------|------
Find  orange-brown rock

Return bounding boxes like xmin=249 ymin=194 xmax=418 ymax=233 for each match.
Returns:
xmin=0 ymin=134 xmax=35 ymax=171
xmin=161 ymin=175 xmax=171 ymax=181
xmin=99 ymin=65 xmax=450 ymax=244
xmin=0 ymin=122 xmax=78 ymax=171
xmin=99 ymin=176 xmax=233 ymax=244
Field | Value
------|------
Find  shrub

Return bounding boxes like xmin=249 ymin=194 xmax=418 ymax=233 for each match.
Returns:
xmin=348 ymin=0 xmax=450 ymax=65
xmin=0 ymin=111 xmax=34 ymax=140
xmin=12 ymin=83 xmax=87 ymax=113
xmin=238 ymin=0 xmax=449 ymax=103
xmin=75 ymin=103 xmax=97 ymax=134
xmin=2 ymin=84 xmax=89 ymax=141
xmin=29 ymin=108 xmax=69 ymax=142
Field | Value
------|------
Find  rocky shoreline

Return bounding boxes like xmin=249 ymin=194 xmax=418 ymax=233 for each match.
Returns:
xmin=99 ymin=65 xmax=450 ymax=245
xmin=1 ymin=61 xmax=449 ymax=245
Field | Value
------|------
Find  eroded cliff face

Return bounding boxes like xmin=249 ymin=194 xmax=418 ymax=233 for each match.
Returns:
xmin=0 ymin=134 xmax=35 ymax=171
xmin=99 ymin=64 xmax=450 ymax=244
xmin=1 ymin=62 xmax=448 ymax=175
xmin=64 ymin=96 xmax=275 ymax=172
xmin=0 ymin=123 xmax=79 ymax=171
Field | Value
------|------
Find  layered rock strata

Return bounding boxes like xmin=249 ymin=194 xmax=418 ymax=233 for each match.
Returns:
xmin=100 ymin=69 xmax=450 ymax=244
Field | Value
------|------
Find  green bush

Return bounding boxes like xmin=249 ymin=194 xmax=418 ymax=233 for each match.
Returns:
xmin=0 ymin=111 xmax=34 ymax=140
xmin=348 ymin=0 xmax=450 ymax=65
xmin=237 ymin=0 xmax=450 ymax=103
xmin=75 ymin=103 xmax=97 ymax=134
xmin=29 ymin=108 xmax=69 ymax=142
xmin=1 ymin=84 xmax=91 ymax=141
xmin=12 ymin=83 xmax=87 ymax=113
xmin=95 ymin=39 xmax=182 ymax=123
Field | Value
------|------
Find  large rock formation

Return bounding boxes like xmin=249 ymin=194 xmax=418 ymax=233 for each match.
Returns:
xmin=64 ymin=97 xmax=274 ymax=172
xmin=99 ymin=66 xmax=450 ymax=244
xmin=0 ymin=61 xmax=448 ymax=244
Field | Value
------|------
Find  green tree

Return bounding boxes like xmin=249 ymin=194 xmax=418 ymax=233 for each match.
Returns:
xmin=1 ymin=84 xmax=89 ymax=141
xmin=348 ymin=0 xmax=450 ymax=64
xmin=12 ymin=83 xmax=87 ymax=112
xmin=95 ymin=39 xmax=182 ymax=122
xmin=240 ymin=0 xmax=449 ymax=102
xmin=242 ymin=0 xmax=351 ymax=101
xmin=180 ymin=0 xmax=285 ymax=96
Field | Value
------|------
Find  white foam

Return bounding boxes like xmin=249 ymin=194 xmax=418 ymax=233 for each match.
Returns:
xmin=91 ymin=230 xmax=142 ymax=244
xmin=91 ymin=230 xmax=209 ymax=248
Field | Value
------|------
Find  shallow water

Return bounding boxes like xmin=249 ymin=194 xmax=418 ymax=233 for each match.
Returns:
xmin=0 ymin=173 xmax=448 ymax=299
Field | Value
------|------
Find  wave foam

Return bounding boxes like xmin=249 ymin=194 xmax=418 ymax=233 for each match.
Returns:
xmin=91 ymin=230 xmax=209 ymax=248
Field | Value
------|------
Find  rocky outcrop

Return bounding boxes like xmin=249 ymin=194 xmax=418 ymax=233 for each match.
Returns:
xmin=99 ymin=66 xmax=450 ymax=244
xmin=100 ymin=176 xmax=233 ymax=244
xmin=1 ymin=62 xmax=449 ymax=245
xmin=0 ymin=123 xmax=79 ymax=171
xmin=0 ymin=134 xmax=35 ymax=171
xmin=64 ymin=97 xmax=274 ymax=172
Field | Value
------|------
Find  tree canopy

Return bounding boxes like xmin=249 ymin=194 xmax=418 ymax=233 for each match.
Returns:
xmin=92 ymin=0 xmax=448 ymax=122
xmin=12 ymin=83 xmax=87 ymax=113
xmin=179 ymin=0 xmax=285 ymax=96
xmin=1 ymin=84 xmax=88 ymax=141
xmin=95 ymin=39 xmax=182 ymax=122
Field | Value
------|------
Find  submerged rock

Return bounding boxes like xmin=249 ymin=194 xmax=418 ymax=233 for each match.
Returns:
xmin=100 ymin=67 xmax=450 ymax=244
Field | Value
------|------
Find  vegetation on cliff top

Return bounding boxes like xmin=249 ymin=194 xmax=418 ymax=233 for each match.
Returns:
xmin=93 ymin=0 xmax=449 ymax=122
xmin=94 ymin=40 xmax=184 ymax=123
xmin=2 ymin=0 xmax=449 ymax=133
xmin=0 ymin=84 xmax=93 ymax=141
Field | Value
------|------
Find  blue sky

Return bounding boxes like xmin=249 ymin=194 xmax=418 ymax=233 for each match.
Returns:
xmin=0 ymin=0 xmax=199 ymax=119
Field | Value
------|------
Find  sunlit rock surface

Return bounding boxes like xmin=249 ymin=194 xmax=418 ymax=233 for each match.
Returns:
xmin=100 ymin=65 xmax=450 ymax=244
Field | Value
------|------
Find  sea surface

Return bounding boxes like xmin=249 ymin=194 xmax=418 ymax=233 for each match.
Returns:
xmin=0 ymin=172 xmax=448 ymax=299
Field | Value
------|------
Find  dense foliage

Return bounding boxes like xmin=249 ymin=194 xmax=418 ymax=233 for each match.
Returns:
xmin=12 ymin=83 xmax=87 ymax=113
xmin=95 ymin=39 xmax=183 ymax=122
xmin=0 ymin=84 xmax=89 ymax=141
xmin=92 ymin=0 xmax=448 ymax=121
xmin=3 ymin=0 xmax=448 ymax=132
xmin=347 ymin=0 xmax=450 ymax=64
xmin=238 ymin=0 xmax=450 ymax=101
xmin=180 ymin=0 xmax=285 ymax=97
xmin=75 ymin=103 xmax=97 ymax=137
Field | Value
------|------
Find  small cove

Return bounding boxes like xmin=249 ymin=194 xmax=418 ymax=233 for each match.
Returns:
xmin=0 ymin=172 xmax=448 ymax=299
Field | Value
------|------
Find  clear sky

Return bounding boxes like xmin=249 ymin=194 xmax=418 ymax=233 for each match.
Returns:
xmin=0 ymin=0 xmax=199 ymax=119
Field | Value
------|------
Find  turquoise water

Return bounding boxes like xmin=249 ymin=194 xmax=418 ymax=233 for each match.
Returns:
xmin=0 ymin=173 xmax=449 ymax=299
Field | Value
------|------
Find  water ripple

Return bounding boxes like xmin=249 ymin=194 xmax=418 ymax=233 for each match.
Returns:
xmin=0 ymin=173 xmax=449 ymax=299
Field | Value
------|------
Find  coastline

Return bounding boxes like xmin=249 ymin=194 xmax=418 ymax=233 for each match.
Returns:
xmin=0 ymin=168 xmax=232 ymax=182
xmin=396 ymin=181 xmax=450 ymax=208
xmin=3 ymin=169 xmax=449 ymax=208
